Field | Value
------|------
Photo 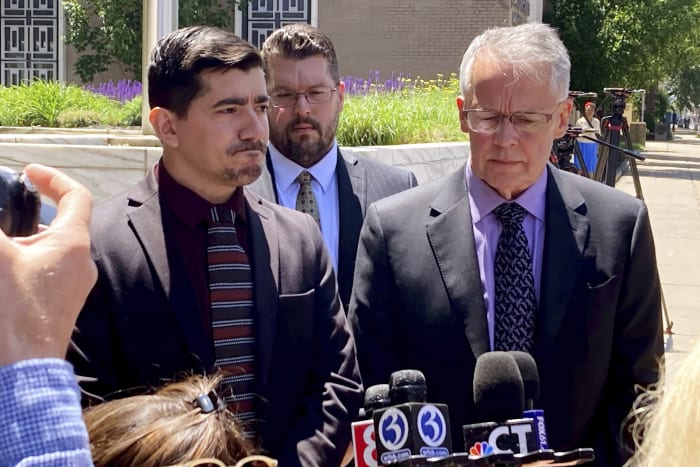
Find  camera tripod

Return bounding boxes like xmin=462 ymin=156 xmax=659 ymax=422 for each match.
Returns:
xmin=590 ymin=88 xmax=645 ymax=200
xmin=581 ymin=88 xmax=674 ymax=350
xmin=551 ymin=127 xmax=594 ymax=178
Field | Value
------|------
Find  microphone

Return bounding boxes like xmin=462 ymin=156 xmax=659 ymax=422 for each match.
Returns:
xmin=373 ymin=369 xmax=452 ymax=464
xmin=463 ymin=352 xmax=538 ymax=457
xmin=508 ymin=351 xmax=549 ymax=450
xmin=352 ymin=384 xmax=390 ymax=467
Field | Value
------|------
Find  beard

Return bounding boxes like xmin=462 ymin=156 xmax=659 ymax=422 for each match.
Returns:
xmin=221 ymin=140 xmax=265 ymax=186
xmin=270 ymin=114 xmax=339 ymax=167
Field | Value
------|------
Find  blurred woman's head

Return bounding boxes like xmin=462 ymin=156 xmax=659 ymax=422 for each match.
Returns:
xmin=84 ymin=374 xmax=253 ymax=467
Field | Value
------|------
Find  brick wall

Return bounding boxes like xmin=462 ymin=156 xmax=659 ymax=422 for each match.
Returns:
xmin=320 ymin=0 xmax=518 ymax=82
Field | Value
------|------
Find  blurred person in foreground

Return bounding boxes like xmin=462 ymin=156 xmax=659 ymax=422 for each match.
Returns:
xmin=69 ymin=25 xmax=362 ymax=467
xmin=0 ymin=164 xmax=96 ymax=465
xmin=248 ymin=23 xmax=417 ymax=312
xmin=625 ymin=344 xmax=699 ymax=467
xmin=349 ymin=22 xmax=663 ymax=466
xmin=84 ymin=373 xmax=275 ymax=467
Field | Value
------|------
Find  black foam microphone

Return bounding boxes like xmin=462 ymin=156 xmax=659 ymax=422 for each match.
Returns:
xmin=463 ymin=352 xmax=538 ymax=457
xmin=508 ymin=351 xmax=549 ymax=451
xmin=373 ymin=369 xmax=452 ymax=464
xmin=352 ymin=384 xmax=390 ymax=467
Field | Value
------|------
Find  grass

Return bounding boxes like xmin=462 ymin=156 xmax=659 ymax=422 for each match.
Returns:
xmin=0 ymin=75 xmax=466 ymax=146
xmin=337 ymin=73 xmax=467 ymax=146
xmin=0 ymin=79 xmax=141 ymax=128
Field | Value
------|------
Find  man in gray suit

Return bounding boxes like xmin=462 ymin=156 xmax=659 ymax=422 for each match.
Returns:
xmin=349 ymin=23 xmax=663 ymax=466
xmin=70 ymin=26 xmax=362 ymax=467
xmin=248 ymin=24 xmax=417 ymax=311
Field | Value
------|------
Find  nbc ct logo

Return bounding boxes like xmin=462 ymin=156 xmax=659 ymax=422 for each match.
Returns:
xmin=417 ymin=405 xmax=447 ymax=447
xmin=378 ymin=408 xmax=409 ymax=450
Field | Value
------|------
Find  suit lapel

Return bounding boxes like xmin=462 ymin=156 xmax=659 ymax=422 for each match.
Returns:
xmin=536 ymin=167 xmax=589 ymax=357
xmin=426 ymin=167 xmax=490 ymax=359
xmin=126 ymin=173 xmax=212 ymax=364
xmin=248 ymin=150 xmax=279 ymax=203
xmin=244 ymin=189 xmax=279 ymax=391
xmin=336 ymin=150 xmax=364 ymax=307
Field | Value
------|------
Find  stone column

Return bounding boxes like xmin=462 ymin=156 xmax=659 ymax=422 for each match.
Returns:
xmin=142 ymin=1 xmax=178 ymax=135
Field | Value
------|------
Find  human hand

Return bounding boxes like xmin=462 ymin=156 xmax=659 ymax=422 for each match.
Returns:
xmin=0 ymin=164 xmax=96 ymax=366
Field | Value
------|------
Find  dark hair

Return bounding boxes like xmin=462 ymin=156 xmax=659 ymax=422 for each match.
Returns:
xmin=148 ymin=25 xmax=263 ymax=117
xmin=261 ymin=23 xmax=340 ymax=84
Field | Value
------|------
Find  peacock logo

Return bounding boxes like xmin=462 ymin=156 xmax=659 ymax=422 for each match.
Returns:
xmin=469 ymin=441 xmax=494 ymax=457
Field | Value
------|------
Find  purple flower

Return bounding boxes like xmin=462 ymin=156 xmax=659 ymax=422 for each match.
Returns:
xmin=85 ymin=79 xmax=142 ymax=103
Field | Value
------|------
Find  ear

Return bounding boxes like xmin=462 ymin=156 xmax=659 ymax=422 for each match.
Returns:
xmin=553 ymin=99 xmax=572 ymax=138
xmin=456 ymin=96 xmax=469 ymax=133
xmin=337 ymin=81 xmax=345 ymax=113
xmin=149 ymin=107 xmax=180 ymax=148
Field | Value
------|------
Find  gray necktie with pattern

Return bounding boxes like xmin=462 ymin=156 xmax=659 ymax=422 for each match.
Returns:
xmin=295 ymin=170 xmax=321 ymax=226
xmin=493 ymin=202 xmax=536 ymax=352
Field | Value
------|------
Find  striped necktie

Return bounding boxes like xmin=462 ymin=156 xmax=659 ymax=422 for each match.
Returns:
xmin=207 ymin=205 xmax=256 ymax=437
xmin=493 ymin=203 xmax=536 ymax=353
xmin=295 ymin=170 xmax=321 ymax=225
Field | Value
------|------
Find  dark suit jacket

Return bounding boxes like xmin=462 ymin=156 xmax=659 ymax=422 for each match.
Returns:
xmin=348 ymin=164 xmax=663 ymax=466
xmin=69 ymin=170 xmax=363 ymax=467
xmin=248 ymin=148 xmax=418 ymax=311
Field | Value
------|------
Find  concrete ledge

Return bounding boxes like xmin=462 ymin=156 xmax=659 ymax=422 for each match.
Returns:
xmin=0 ymin=132 xmax=469 ymax=202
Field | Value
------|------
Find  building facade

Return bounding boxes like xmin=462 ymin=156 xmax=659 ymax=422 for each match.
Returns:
xmin=1 ymin=1 xmax=541 ymax=86
xmin=235 ymin=0 xmax=540 ymax=81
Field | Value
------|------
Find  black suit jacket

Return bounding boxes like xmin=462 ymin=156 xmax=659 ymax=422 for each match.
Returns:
xmin=348 ymin=165 xmax=663 ymax=466
xmin=69 ymin=170 xmax=363 ymax=467
xmin=248 ymin=148 xmax=417 ymax=310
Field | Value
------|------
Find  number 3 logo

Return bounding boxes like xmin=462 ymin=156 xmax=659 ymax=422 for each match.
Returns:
xmin=378 ymin=408 xmax=409 ymax=450
xmin=417 ymin=405 xmax=446 ymax=447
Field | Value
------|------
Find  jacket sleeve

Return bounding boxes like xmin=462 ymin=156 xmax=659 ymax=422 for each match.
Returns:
xmin=348 ymin=203 xmax=402 ymax=389
xmin=279 ymin=214 xmax=364 ymax=467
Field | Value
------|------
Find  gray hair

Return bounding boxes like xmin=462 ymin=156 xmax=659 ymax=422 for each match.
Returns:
xmin=458 ymin=23 xmax=570 ymax=103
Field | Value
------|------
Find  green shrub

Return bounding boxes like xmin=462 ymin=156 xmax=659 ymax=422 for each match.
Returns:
xmin=337 ymin=74 xmax=466 ymax=146
xmin=57 ymin=109 xmax=102 ymax=127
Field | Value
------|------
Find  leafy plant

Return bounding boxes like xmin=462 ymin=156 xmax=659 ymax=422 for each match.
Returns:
xmin=337 ymin=73 xmax=465 ymax=146
xmin=64 ymin=0 xmax=239 ymax=83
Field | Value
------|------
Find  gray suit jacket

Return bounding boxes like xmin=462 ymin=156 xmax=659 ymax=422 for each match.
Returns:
xmin=248 ymin=148 xmax=418 ymax=310
xmin=349 ymin=164 xmax=663 ymax=466
xmin=69 ymin=169 xmax=363 ymax=467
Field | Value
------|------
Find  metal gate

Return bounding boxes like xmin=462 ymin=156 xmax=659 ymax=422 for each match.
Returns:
xmin=0 ymin=0 xmax=60 ymax=85
xmin=236 ymin=0 xmax=316 ymax=49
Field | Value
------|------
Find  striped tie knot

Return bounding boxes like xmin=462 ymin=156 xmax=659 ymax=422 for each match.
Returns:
xmin=210 ymin=205 xmax=235 ymax=225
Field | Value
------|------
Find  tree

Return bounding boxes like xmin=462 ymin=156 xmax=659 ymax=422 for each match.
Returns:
xmin=549 ymin=0 xmax=700 ymax=126
xmin=64 ymin=0 xmax=238 ymax=83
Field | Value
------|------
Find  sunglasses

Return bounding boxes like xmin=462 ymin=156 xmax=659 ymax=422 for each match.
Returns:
xmin=166 ymin=454 xmax=278 ymax=467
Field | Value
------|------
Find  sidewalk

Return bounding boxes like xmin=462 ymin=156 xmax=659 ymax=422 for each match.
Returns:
xmin=615 ymin=129 xmax=700 ymax=379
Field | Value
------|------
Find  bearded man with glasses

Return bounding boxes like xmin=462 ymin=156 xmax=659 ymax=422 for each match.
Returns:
xmin=248 ymin=23 xmax=417 ymax=313
xmin=349 ymin=23 xmax=663 ymax=466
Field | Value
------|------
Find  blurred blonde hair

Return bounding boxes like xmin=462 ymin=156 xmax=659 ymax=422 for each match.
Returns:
xmin=625 ymin=344 xmax=700 ymax=466
xmin=84 ymin=373 xmax=253 ymax=467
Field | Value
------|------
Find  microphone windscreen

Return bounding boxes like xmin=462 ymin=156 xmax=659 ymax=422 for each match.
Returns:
xmin=508 ymin=351 xmax=540 ymax=402
xmin=389 ymin=369 xmax=427 ymax=404
xmin=473 ymin=351 xmax=524 ymax=422
xmin=364 ymin=384 xmax=390 ymax=416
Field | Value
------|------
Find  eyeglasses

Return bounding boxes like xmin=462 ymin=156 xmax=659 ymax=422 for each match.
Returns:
xmin=461 ymin=103 xmax=564 ymax=135
xmin=270 ymin=86 xmax=337 ymax=108
xmin=167 ymin=454 xmax=278 ymax=467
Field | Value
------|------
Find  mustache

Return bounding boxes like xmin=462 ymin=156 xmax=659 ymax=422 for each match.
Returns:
xmin=288 ymin=116 xmax=321 ymax=133
xmin=227 ymin=140 xmax=266 ymax=154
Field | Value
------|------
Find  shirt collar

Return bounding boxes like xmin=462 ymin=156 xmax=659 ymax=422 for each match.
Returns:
xmin=268 ymin=140 xmax=338 ymax=194
xmin=157 ymin=160 xmax=247 ymax=229
xmin=466 ymin=158 xmax=548 ymax=223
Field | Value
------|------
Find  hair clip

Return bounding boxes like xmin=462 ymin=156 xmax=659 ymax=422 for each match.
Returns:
xmin=194 ymin=390 xmax=224 ymax=414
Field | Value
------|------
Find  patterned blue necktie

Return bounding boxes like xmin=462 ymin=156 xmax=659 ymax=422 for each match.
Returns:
xmin=493 ymin=203 xmax=536 ymax=352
